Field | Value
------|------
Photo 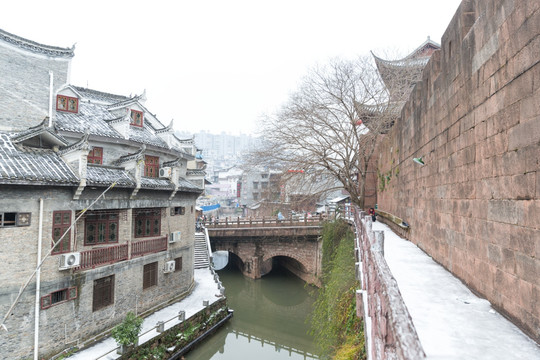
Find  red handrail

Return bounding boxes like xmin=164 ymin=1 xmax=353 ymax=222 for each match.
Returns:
xmin=131 ymin=236 xmax=168 ymax=258
xmin=78 ymin=244 xmax=129 ymax=270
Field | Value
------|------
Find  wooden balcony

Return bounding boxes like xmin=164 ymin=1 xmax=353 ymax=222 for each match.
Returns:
xmin=77 ymin=236 xmax=168 ymax=270
xmin=78 ymin=244 xmax=129 ymax=270
xmin=131 ymin=236 xmax=168 ymax=258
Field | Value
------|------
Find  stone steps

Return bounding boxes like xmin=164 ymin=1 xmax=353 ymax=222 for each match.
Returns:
xmin=194 ymin=232 xmax=210 ymax=269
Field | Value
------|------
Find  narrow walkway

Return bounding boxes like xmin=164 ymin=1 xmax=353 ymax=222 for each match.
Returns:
xmin=66 ymin=269 xmax=222 ymax=360
xmin=372 ymin=221 xmax=540 ymax=360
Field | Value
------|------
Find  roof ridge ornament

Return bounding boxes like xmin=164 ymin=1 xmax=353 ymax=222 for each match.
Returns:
xmin=57 ymin=131 xmax=90 ymax=155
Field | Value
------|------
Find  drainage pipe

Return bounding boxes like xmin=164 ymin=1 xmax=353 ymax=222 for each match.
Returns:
xmin=34 ymin=198 xmax=44 ymax=360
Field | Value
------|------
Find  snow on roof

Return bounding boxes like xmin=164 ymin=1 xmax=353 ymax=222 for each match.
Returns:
xmin=0 ymin=133 xmax=79 ymax=186
xmin=329 ymin=195 xmax=350 ymax=204
xmin=0 ymin=28 xmax=75 ymax=58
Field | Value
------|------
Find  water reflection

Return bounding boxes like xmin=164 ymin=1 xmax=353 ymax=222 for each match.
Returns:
xmin=186 ymin=263 xmax=319 ymax=359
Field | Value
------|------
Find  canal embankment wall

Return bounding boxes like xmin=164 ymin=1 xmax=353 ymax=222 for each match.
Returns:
xmin=374 ymin=0 xmax=540 ymax=342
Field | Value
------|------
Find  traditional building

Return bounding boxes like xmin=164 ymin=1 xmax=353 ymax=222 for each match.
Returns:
xmin=0 ymin=28 xmax=205 ymax=359
xmin=359 ymin=38 xmax=441 ymax=134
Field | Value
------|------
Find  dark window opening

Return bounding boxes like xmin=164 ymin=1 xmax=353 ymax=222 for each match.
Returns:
xmin=93 ymin=275 xmax=114 ymax=311
xmin=174 ymin=257 xmax=182 ymax=272
xmin=143 ymin=262 xmax=158 ymax=289
xmin=171 ymin=206 xmax=185 ymax=216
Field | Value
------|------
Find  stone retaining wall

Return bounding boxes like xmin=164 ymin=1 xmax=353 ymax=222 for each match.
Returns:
xmin=375 ymin=0 xmax=540 ymax=341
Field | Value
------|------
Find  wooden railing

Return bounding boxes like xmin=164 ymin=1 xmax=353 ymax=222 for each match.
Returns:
xmin=131 ymin=236 xmax=168 ymax=258
xmin=78 ymin=243 xmax=129 ymax=270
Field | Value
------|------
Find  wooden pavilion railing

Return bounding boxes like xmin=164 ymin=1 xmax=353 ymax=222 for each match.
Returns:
xmin=78 ymin=243 xmax=129 ymax=270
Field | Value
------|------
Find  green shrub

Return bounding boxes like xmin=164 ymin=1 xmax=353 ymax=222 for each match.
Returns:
xmin=310 ymin=220 xmax=365 ymax=359
xmin=111 ymin=312 xmax=144 ymax=347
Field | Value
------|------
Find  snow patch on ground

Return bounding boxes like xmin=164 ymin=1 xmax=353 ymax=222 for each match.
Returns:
xmin=372 ymin=221 xmax=540 ymax=360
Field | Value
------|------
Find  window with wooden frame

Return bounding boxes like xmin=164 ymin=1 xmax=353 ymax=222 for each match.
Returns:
xmin=87 ymin=147 xmax=103 ymax=165
xmin=56 ymin=95 xmax=78 ymax=113
xmin=93 ymin=275 xmax=114 ymax=311
xmin=134 ymin=209 xmax=161 ymax=238
xmin=170 ymin=207 xmax=185 ymax=216
xmin=144 ymin=155 xmax=159 ymax=178
xmin=84 ymin=212 xmax=119 ymax=245
xmin=174 ymin=257 xmax=182 ymax=272
xmin=130 ymin=109 xmax=143 ymax=127
xmin=41 ymin=287 xmax=77 ymax=309
xmin=52 ymin=211 xmax=71 ymax=254
xmin=143 ymin=262 xmax=158 ymax=289
xmin=0 ymin=212 xmax=31 ymax=227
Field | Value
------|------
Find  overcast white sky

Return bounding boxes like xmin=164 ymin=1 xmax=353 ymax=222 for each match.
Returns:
xmin=2 ymin=0 xmax=462 ymax=135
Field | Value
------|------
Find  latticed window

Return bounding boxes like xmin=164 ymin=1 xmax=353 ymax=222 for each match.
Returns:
xmin=143 ymin=262 xmax=158 ymax=289
xmin=87 ymin=147 xmax=103 ymax=164
xmin=134 ymin=209 xmax=161 ymax=238
xmin=84 ymin=212 xmax=119 ymax=245
xmin=41 ymin=287 xmax=77 ymax=309
xmin=0 ymin=212 xmax=30 ymax=227
xmin=52 ymin=211 xmax=71 ymax=254
xmin=144 ymin=155 xmax=159 ymax=178
xmin=56 ymin=95 xmax=78 ymax=113
xmin=130 ymin=109 xmax=143 ymax=127
xmin=93 ymin=275 xmax=114 ymax=312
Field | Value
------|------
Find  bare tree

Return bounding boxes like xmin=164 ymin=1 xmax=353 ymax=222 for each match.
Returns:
xmin=249 ymin=55 xmax=396 ymax=209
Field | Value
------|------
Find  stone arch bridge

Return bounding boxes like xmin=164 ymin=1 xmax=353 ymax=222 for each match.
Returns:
xmin=206 ymin=218 xmax=323 ymax=285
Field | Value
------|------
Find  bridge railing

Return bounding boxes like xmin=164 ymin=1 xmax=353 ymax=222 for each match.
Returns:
xmin=204 ymin=215 xmax=325 ymax=228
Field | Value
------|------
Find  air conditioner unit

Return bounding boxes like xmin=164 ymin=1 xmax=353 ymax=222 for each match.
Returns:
xmin=164 ymin=260 xmax=175 ymax=273
xmin=159 ymin=167 xmax=172 ymax=178
xmin=59 ymin=252 xmax=81 ymax=270
xmin=169 ymin=231 xmax=181 ymax=243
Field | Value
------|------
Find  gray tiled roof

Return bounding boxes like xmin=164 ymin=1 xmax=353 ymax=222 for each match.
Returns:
xmin=86 ymin=165 xmax=135 ymax=188
xmin=72 ymin=86 xmax=130 ymax=103
xmin=177 ymin=178 xmax=202 ymax=192
xmin=0 ymin=28 xmax=74 ymax=58
xmin=11 ymin=119 xmax=69 ymax=146
xmin=140 ymin=177 xmax=175 ymax=190
xmin=128 ymin=126 xmax=168 ymax=148
xmin=55 ymin=102 xmax=123 ymax=139
xmin=0 ymin=133 xmax=78 ymax=185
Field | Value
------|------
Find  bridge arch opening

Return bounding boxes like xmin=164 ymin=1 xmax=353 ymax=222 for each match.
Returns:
xmin=260 ymin=254 xmax=311 ymax=283
xmin=225 ymin=251 xmax=245 ymax=272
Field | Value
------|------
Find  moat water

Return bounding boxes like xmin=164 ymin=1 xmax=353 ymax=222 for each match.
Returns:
xmin=185 ymin=264 xmax=319 ymax=359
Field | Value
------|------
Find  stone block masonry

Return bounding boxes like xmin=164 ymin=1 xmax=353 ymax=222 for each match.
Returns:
xmin=375 ymin=0 xmax=540 ymax=342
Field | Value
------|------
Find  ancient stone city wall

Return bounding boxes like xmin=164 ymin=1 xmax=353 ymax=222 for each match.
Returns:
xmin=376 ymin=0 xmax=539 ymax=342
